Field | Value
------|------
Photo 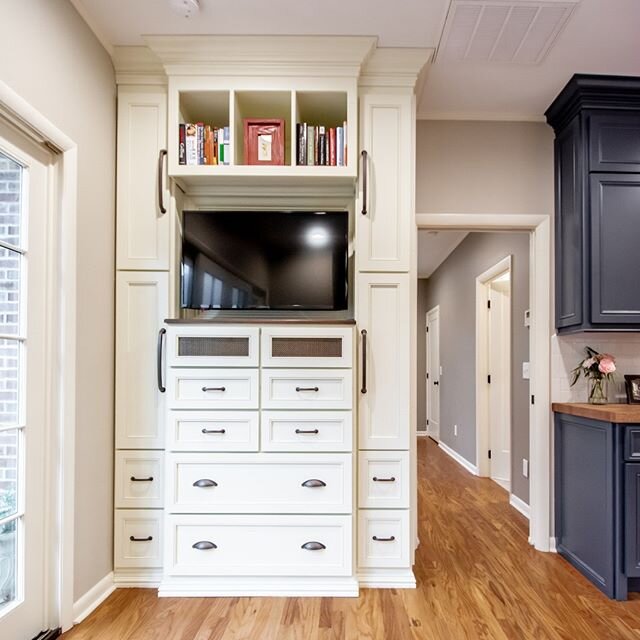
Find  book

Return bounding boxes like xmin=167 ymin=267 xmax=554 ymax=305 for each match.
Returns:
xmin=185 ymin=123 xmax=198 ymax=165
xmin=315 ymin=126 xmax=319 ymax=165
xmin=318 ymin=126 xmax=326 ymax=166
xmin=329 ymin=128 xmax=336 ymax=166
xmin=307 ymin=125 xmax=315 ymax=166
xmin=196 ymin=123 xmax=205 ymax=164
xmin=223 ymin=126 xmax=230 ymax=165
xmin=343 ymin=121 xmax=347 ymax=166
xmin=179 ymin=124 xmax=186 ymax=165
xmin=336 ymin=127 xmax=343 ymax=167
xmin=297 ymin=123 xmax=307 ymax=165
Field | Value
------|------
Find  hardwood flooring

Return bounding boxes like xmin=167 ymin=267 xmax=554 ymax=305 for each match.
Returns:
xmin=62 ymin=438 xmax=640 ymax=639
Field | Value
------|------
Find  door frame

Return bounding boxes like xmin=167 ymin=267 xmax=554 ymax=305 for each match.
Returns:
xmin=475 ymin=256 xmax=511 ymax=482
xmin=425 ymin=305 xmax=440 ymax=441
xmin=416 ymin=213 xmax=551 ymax=552
xmin=0 ymin=80 xmax=78 ymax=630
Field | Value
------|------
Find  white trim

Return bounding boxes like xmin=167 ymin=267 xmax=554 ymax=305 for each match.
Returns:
xmin=438 ymin=441 xmax=479 ymax=476
xmin=416 ymin=430 xmax=429 ymax=437
xmin=549 ymin=537 xmax=558 ymax=553
xmin=416 ymin=212 xmax=552 ymax=552
xmin=509 ymin=494 xmax=531 ymax=519
xmin=358 ymin=568 xmax=417 ymax=589
xmin=416 ymin=111 xmax=546 ymax=123
xmin=72 ymin=572 xmax=115 ymax=624
xmin=113 ymin=569 xmax=163 ymax=588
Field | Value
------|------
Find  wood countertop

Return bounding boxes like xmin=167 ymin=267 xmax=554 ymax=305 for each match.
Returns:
xmin=552 ymin=402 xmax=640 ymax=423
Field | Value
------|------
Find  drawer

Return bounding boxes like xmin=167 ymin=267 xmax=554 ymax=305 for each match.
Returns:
xmin=358 ymin=509 xmax=410 ymax=569
xmin=167 ymin=368 xmax=259 ymax=410
xmin=261 ymin=369 xmax=353 ymax=410
xmin=261 ymin=411 xmax=353 ymax=452
xmin=167 ymin=453 xmax=352 ymax=514
xmin=625 ymin=426 xmax=640 ymax=462
xmin=358 ymin=451 xmax=410 ymax=509
xmin=261 ymin=327 xmax=353 ymax=368
xmin=166 ymin=514 xmax=352 ymax=576
xmin=166 ymin=326 xmax=259 ymax=367
xmin=115 ymin=451 xmax=164 ymax=509
xmin=168 ymin=411 xmax=259 ymax=452
xmin=114 ymin=509 xmax=163 ymax=569
xmin=589 ymin=112 xmax=640 ymax=173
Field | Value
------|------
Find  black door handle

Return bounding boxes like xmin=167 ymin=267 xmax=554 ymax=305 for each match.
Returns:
xmin=158 ymin=149 xmax=167 ymax=215
xmin=296 ymin=386 xmax=319 ymax=392
xmin=129 ymin=536 xmax=153 ymax=542
xmin=295 ymin=428 xmax=319 ymax=434
xmin=361 ymin=329 xmax=367 ymax=394
xmin=202 ymin=386 xmax=226 ymax=392
xmin=157 ymin=328 xmax=166 ymax=393
xmin=373 ymin=476 xmax=396 ymax=482
xmin=372 ymin=535 xmax=396 ymax=542
xmin=130 ymin=476 xmax=154 ymax=482
xmin=361 ymin=150 xmax=368 ymax=215
xmin=434 ymin=381 xmax=439 ymax=386
xmin=201 ymin=428 xmax=226 ymax=434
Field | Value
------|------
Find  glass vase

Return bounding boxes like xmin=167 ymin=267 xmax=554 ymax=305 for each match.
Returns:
xmin=588 ymin=378 xmax=608 ymax=405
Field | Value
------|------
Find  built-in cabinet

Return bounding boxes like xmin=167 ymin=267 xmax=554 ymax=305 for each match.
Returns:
xmin=546 ymin=74 xmax=640 ymax=333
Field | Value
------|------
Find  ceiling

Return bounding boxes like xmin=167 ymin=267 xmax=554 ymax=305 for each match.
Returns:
xmin=418 ymin=231 xmax=468 ymax=278
xmin=72 ymin=0 xmax=640 ymax=120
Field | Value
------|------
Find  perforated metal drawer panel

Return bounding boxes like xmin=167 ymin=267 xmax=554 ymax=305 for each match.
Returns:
xmin=270 ymin=337 xmax=342 ymax=359
xmin=178 ymin=336 xmax=250 ymax=358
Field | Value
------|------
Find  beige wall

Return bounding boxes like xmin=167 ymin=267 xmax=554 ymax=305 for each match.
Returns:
xmin=0 ymin=1 xmax=116 ymax=599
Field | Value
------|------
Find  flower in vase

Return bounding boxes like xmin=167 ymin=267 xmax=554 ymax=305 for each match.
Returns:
xmin=598 ymin=357 xmax=616 ymax=375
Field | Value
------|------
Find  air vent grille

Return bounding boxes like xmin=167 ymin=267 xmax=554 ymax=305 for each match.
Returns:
xmin=437 ymin=1 xmax=578 ymax=64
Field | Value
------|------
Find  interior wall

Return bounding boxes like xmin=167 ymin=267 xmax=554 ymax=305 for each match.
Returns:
xmin=418 ymin=232 xmax=531 ymax=504
xmin=0 ymin=1 xmax=116 ymax=600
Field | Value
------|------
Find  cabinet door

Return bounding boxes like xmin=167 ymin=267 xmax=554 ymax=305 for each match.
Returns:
xmin=357 ymin=273 xmax=410 ymax=449
xmin=117 ymin=86 xmax=169 ymax=270
xmin=357 ymin=92 xmax=413 ymax=272
xmin=590 ymin=174 xmax=640 ymax=324
xmin=625 ymin=464 xmax=640 ymax=577
xmin=116 ymin=272 xmax=169 ymax=449
xmin=589 ymin=112 xmax=640 ymax=173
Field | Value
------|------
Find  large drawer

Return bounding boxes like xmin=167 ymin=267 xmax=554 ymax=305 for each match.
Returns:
xmin=167 ymin=410 xmax=259 ymax=452
xmin=261 ymin=411 xmax=353 ymax=452
xmin=167 ymin=453 xmax=352 ymax=514
xmin=114 ymin=509 xmax=163 ymax=569
xmin=167 ymin=368 xmax=259 ymax=410
xmin=166 ymin=514 xmax=352 ymax=576
xmin=358 ymin=450 xmax=410 ymax=509
xmin=115 ymin=450 xmax=164 ymax=509
xmin=261 ymin=369 xmax=353 ymax=410
xmin=261 ymin=327 xmax=353 ymax=368
xmin=358 ymin=509 xmax=410 ymax=569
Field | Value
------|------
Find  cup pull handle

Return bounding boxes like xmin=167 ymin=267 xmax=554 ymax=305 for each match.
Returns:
xmin=301 ymin=541 xmax=326 ymax=551
xmin=192 ymin=541 xmax=217 ymax=550
xmin=301 ymin=479 xmax=327 ymax=488
xmin=193 ymin=479 xmax=218 ymax=488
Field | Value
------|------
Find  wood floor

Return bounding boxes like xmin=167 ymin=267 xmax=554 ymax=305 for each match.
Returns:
xmin=62 ymin=438 xmax=640 ymax=639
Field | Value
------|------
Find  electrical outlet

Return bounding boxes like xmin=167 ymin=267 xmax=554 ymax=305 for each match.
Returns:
xmin=522 ymin=458 xmax=529 ymax=478
xmin=454 ymin=424 xmax=458 ymax=437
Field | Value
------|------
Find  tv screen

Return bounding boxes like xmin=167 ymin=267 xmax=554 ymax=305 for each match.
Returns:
xmin=181 ymin=210 xmax=349 ymax=311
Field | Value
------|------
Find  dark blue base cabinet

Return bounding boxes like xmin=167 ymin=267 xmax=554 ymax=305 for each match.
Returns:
xmin=555 ymin=412 xmax=640 ymax=599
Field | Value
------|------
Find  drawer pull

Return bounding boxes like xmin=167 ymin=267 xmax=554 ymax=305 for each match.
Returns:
xmin=296 ymin=386 xmax=319 ymax=392
xmin=301 ymin=541 xmax=326 ymax=551
xmin=193 ymin=478 xmax=218 ymax=488
xmin=192 ymin=540 xmax=217 ymax=551
xmin=295 ymin=428 xmax=319 ymax=434
xmin=129 ymin=535 xmax=153 ymax=542
xmin=373 ymin=476 xmax=396 ymax=482
xmin=130 ymin=476 xmax=154 ymax=482
xmin=201 ymin=428 xmax=226 ymax=434
xmin=301 ymin=479 xmax=327 ymax=488
xmin=372 ymin=535 xmax=396 ymax=542
xmin=202 ymin=386 xmax=226 ymax=392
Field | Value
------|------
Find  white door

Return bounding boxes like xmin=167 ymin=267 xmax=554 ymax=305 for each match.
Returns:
xmin=426 ymin=307 xmax=440 ymax=442
xmin=0 ymin=121 xmax=53 ymax=637
xmin=488 ymin=274 xmax=511 ymax=490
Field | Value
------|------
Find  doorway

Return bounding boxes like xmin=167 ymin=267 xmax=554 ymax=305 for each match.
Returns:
xmin=425 ymin=306 xmax=440 ymax=442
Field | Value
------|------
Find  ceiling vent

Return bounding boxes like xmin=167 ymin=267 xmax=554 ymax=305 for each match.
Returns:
xmin=436 ymin=0 xmax=579 ymax=64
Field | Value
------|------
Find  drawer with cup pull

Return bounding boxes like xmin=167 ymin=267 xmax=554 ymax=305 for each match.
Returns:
xmin=167 ymin=411 xmax=259 ymax=452
xmin=115 ymin=450 xmax=164 ymax=509
xmin=114 ymin=509 xmax=163 ymax=569
xmin=357 ymin=509 xmax=410 ymax=569
xmin=261 ymin=369 xmax=353 ymax=410
xmin=358 ymin=450 xmax=410 ymax=509
xmin=165 ymin=514 xmax=352 ymax=576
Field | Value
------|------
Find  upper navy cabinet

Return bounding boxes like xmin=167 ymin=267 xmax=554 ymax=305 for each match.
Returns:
xmin=546 ymin=75 xmax=640 ymax=333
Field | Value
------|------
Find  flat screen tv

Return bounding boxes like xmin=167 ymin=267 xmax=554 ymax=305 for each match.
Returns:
xmin=181 ymin=210 xmax=349 ymax=311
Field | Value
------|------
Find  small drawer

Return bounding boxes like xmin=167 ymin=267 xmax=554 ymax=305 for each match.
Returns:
xmin=166 ymin=514 xmax=352 ymax=577
xmin=261 ymin=327 xmax=353 ymax=368
xmin=358 ymin=451 xmax=409 ymax=509
xmin=625 ymin=426 xmax=640 ymax=461
xmin=167 ymin=452 xmax=352 ymax=514
xmin=166 ymin=326 xmax=259 ymax=368
xmin=261 ymin=369 xmax=352 ymax=410
xmin=168 ymin=411 xmax=259 ymax=452
xmin=167 ymin=368 xmax=259 ymax=410
xmin=114 ymin=509 xmax=163 ymax=569
xmin=261 ymin=411 xmax=353 ymax=452
xmin=115 ymin=451 xmax=164 ymax=509
xmin=358 ymin=509 xmax=410 ymax=569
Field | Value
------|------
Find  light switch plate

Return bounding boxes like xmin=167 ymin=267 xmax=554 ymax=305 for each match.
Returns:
xmin=522 ymin=362 xmax=530 ymax=379
xmin=522 ymin=458 xmax=529 ymax=478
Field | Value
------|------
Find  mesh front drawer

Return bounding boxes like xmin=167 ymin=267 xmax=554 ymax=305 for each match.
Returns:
xmin=178 ymin=336 xmax=250 ymax=358
xmin=271 ymin=337 xmax=343 ymax=359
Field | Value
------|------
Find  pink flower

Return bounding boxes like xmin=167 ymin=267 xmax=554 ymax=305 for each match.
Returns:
xmin=598 ymin=357 xmax=616 ymax=375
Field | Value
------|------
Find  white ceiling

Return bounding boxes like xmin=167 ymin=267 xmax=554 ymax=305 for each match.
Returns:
xmin=72 ymin=0 xmax=640 ymax=119
xmin=418 ymin=231 xmax=468 ymax=278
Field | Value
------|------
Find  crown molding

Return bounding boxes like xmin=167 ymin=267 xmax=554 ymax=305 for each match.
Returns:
xmin=416 ymin=110 xmax=546 ymax=122
xmin=359 ymin=47 xmax=433 ymax=90
xmin=112 ymin=46 xmax=167 ymax=85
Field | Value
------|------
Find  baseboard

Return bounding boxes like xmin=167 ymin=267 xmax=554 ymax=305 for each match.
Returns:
xmin=72 ymin=571 xmax=115 ymax=624
xmin=416 ymin=430 xmax=429 ymax=438
xmin=358 ymin=568 xmax=417 ymax=589
xmin=549 ymin=537 xmax=558 ymax=552
xmin=509 ymin=493 xmax=530 ymax=519
xmin=113 ymin=568 xmax=163 ymax=588
xmin=438 ymin=442 xmax=479 ymax=476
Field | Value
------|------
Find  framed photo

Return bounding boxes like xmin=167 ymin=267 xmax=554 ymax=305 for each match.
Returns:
xmin=243 ymin=118 xmax=285 ymax=166
xmin=625 ymin=375 xmax=640 ymax=404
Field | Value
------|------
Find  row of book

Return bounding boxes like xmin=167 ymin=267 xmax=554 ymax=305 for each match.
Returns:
xmin=296 ymin=123 xmax=347 ymax=166
xmin=179 ymin=123 xmax=230 ymax=165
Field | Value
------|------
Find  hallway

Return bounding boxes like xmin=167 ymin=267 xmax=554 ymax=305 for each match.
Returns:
xmin=62 ymin=438 xmax=640 ymax=639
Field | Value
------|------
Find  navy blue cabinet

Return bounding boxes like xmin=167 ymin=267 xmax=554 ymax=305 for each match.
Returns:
xmin=546 ymin=75 xmax=640 ymax=333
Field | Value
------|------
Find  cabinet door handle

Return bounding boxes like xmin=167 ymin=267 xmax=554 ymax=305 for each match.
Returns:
xmin=361 ymin=329 xmax=367 ymax=394
xmin=201 ymin=428 xmax=226 ymax=434
xmin=295 ymin=428 xmax=319 ymax=434
xmin=202 ymin=386 xmax=226 ymax=392
xmin=372 ymin=535 xmax=396 ymax=542
xmin=434 ymin=381 xmax=439 ymax=386
xmin=129 ymin=535 xmax=153 ymax=542
xmin=301 ymin=541 xmax=326 ymax=551
xmin=373 ymin=476 xmax=396 ymax=482
xmin=361 ymin=149 xmax=368 ymax=215
xmin=192 ymin=540 xmax=217 ymax=550
xmin=301 ymin=479 xmax=327 ymax=488
xmin=158 ymin=149 xmax=167 ymax=215
xmin=193 ymin=478 xmax=218 ymax=488
xmin=296 ymin=386 xmax=319 ymax=392
xmin=157 ymin=328 xmax=166 ymax=393
xmin=130 ymin=476 xmax=154 ymax=482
